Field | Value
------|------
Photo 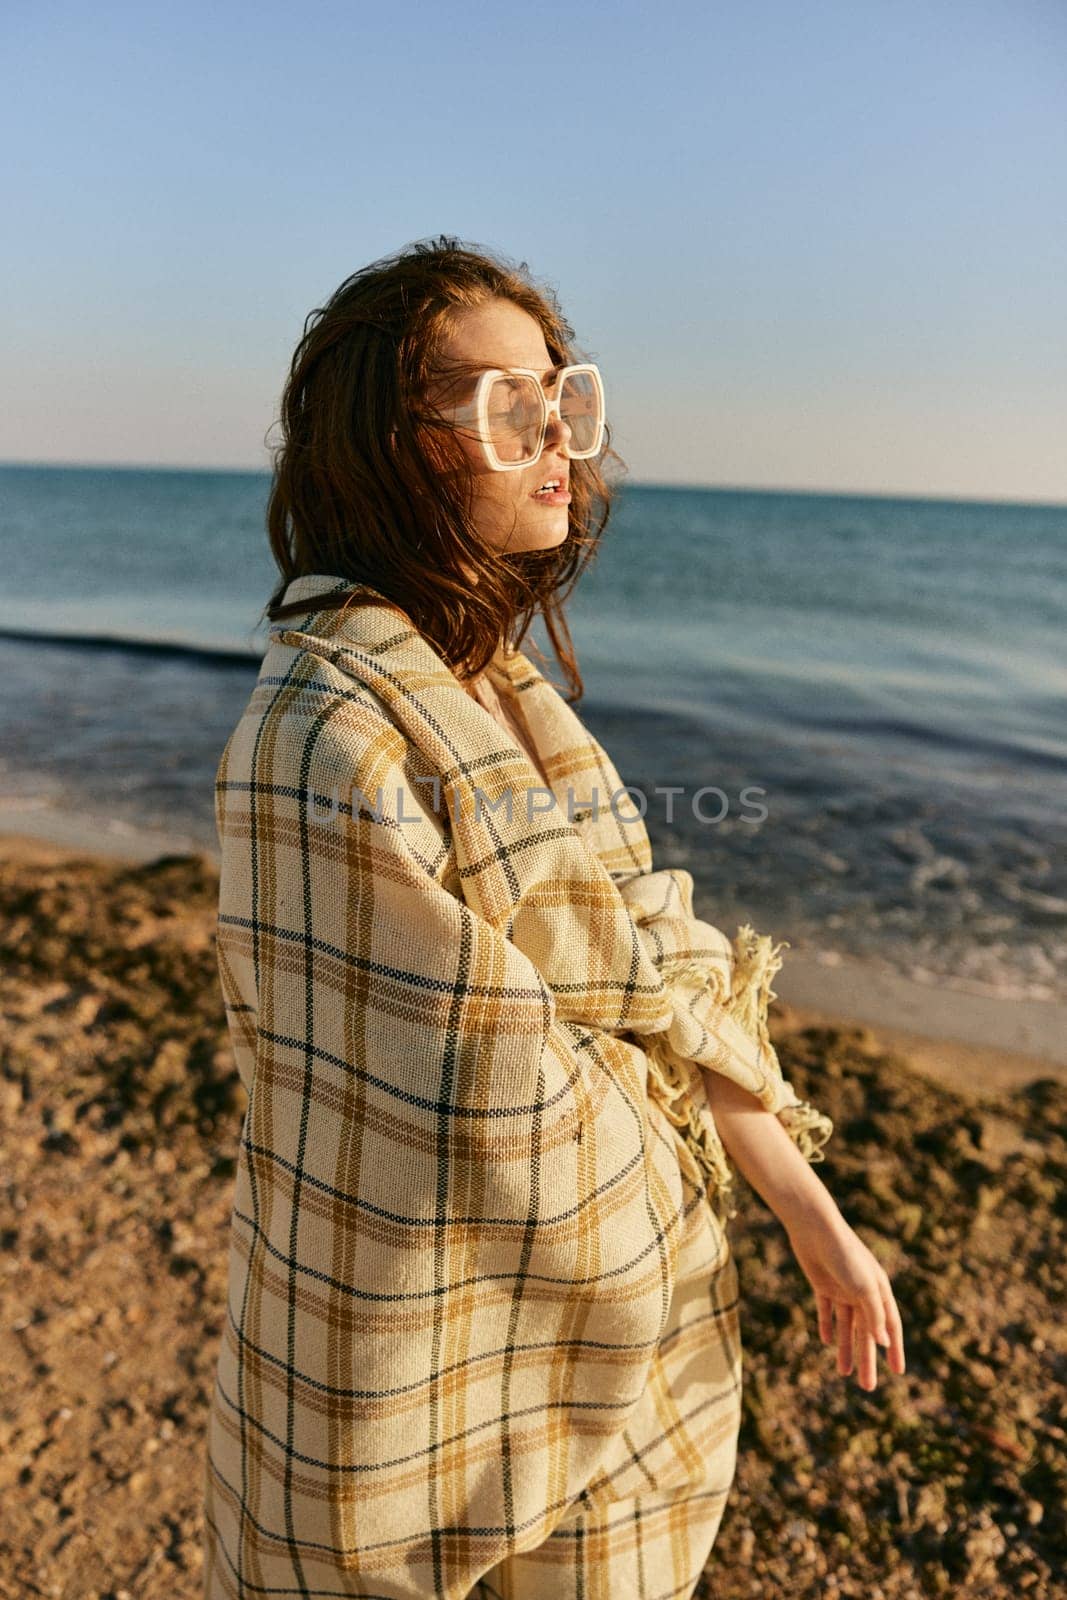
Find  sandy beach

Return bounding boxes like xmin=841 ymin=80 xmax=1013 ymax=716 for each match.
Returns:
xmin=1 ymin=829 xmax=1063 ymax=1598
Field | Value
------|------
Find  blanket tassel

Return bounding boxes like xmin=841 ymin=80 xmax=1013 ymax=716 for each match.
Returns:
xmin=643 ymin=923 xmax=830 ymax=1223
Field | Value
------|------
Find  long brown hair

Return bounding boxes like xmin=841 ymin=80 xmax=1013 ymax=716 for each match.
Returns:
xmin=261 ymin=235 xmax=626 ymax=702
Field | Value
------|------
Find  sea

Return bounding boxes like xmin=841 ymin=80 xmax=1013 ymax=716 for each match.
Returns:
xmin=1 ymin=463 xmax=1064 ymax=1007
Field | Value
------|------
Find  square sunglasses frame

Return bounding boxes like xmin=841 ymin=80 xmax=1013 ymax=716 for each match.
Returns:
xmin=447 ymin=363 xmax=606 ymax=473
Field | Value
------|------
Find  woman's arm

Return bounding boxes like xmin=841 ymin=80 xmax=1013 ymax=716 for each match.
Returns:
xmin=701 ymin=1067 xmax=840 ymax=1225
xmin=702 ymin=1069 xmax=907 ymax=1390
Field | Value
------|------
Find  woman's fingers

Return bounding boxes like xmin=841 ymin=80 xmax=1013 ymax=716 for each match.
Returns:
xmin=880 ymin=1277 xmax=907 ymax=1374
xmin=835 ymin=1301 xmax=854 ymax=1375
xmin=838 ymin=1278 xmax=906 ymax=1388
xmin=799 ymin=1228 xmax=907 ymax=1385
xmin=855 ymin=1324 xmax=878 ymax=1389
xmin=862 ymin=1286 xmax=890 ymax=1348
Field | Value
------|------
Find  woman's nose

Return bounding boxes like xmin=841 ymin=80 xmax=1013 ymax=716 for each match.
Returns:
xmin=543 ymin=409 xmax=573 ymax=451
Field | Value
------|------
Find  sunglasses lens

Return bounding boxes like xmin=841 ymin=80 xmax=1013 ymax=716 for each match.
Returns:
xmin=486 ymin=375 xmax=545 ymax=465
xmin=559 ymin=370 xmax=602 ymax=455
xmin=484 ymin=369 xmax=604 ymax=465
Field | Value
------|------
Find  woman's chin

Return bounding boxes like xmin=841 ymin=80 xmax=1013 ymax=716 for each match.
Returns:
xmin=474 ymin=506 xmax=572 ymax=555
xmin=516 ymin=512 xmax=571 ymax=551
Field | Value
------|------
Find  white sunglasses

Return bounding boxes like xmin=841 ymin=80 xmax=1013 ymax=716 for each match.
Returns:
xmin=441 ymin=363 xmax=606 ymax=473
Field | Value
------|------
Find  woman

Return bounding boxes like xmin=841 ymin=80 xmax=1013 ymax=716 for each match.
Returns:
xmin=202 ymin=236 xmax=906 ymax=1600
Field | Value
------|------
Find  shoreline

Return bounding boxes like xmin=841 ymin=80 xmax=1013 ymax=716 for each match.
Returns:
xmin=2 ymin=825 xmax=1060 ymax=1099
xmin=773 ymin=953 xmax=1067 ymax=1083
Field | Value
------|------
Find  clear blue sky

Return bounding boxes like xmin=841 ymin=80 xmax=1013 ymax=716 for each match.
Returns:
xmin=3 ymin=0 xmax=1065 ymax=501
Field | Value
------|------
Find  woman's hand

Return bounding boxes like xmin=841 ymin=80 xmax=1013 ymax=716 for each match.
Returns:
xmin=784 ymin=1204 xmax=907 ymax=1390
xmin=699 ymin=1068 xmax=907 ymax=1388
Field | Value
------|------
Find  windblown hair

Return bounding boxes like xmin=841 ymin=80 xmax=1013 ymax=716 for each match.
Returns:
xmin=262 ymin=235 xmax=626 ymax=701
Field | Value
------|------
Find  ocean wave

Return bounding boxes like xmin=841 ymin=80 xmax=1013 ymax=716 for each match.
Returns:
xmin=0 ymin=626 xmax=260 ymax=669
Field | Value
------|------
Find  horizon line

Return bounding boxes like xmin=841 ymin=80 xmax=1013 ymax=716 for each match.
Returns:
xmin=0 ymin=457 xmax=1064 ymax=511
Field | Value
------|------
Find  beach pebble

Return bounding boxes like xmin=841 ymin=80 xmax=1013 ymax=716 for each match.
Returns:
xmin=963 ymin=1511 xmax=1007 ymax=1581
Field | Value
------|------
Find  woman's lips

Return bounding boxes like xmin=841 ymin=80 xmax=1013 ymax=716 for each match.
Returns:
xmin=530 ymin=486 xmax=571 ymax=505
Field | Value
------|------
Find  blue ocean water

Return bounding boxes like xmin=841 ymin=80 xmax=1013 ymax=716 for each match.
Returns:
xmin=1 ymin=462 xmax=1064 ymax=999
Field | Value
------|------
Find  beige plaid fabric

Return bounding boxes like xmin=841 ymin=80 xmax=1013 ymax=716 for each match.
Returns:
xmin=202 ymin=574 xmax=833 ymax=1598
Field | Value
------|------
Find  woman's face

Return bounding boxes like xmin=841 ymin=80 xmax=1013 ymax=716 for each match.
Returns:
xmin=431 ymin=299 xmax=575 ymax=555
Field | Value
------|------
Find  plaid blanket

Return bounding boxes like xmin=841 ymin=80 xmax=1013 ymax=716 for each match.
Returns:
xmin=202 ymin=573 xmax=833 ymax=1597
